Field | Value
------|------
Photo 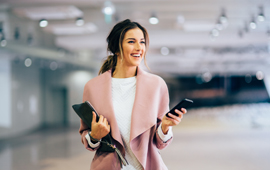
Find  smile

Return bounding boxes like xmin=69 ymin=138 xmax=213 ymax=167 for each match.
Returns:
xmin=131 ymin=54 xmax=141 ymax=57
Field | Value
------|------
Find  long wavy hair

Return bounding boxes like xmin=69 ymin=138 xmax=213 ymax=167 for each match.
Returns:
xmin=98 ymin=19 xmax=149 ymax=75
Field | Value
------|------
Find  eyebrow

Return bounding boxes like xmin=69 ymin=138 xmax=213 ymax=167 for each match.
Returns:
xmin=125 ymin=38 xmax=145 ymax=41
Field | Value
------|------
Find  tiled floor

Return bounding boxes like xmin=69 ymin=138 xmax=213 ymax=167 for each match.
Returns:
xmin=1 ymin=103 xmax=270 ymax=170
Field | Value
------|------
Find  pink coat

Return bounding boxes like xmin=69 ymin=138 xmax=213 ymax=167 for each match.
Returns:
xmin=79 ymin=67 xmax=172 ymax=170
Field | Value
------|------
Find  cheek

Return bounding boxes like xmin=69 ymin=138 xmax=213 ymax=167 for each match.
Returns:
xmin=123 ymin=46 xmax=132 ymax=55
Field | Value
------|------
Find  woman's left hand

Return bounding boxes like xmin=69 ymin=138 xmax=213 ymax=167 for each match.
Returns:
xmin=161 ymin=108 xmax=187 ymax=134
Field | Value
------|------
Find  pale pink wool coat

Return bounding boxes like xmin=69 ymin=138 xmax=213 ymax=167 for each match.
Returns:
xmin=79 ymin=67 xmax=173 ymax=170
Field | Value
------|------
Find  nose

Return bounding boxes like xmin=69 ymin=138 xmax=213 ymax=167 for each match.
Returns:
xmin=135 ymin=42 xmax=142 ymax=51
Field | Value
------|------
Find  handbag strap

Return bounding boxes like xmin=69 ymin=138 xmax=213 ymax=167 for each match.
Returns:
xmin=88 ymin=131 xmax=129 ymax=167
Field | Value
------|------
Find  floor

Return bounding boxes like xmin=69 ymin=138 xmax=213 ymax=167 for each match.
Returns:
xmin=1 ymin=103 xmax=270 ymax=170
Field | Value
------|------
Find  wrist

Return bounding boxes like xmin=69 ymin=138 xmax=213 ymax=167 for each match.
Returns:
xmin=161 ymin=124 xmax=169 ymax=134
xmin=89 ymin=131 xmax=101 ymax=141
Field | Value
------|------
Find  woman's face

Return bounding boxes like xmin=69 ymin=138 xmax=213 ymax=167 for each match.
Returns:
xmin=120 ymin=28 xmax=145 ymax=68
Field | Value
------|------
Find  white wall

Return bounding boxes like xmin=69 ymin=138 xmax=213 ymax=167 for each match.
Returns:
xmin=0 ymin=57 xmax=42 ymax=139
xmin=0 ymin=56 xmax=11 ymax=129
xmin=43 ymin=69 xmax=93 ymax=127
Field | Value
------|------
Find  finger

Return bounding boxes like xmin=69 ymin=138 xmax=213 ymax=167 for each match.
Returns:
xmin=166 ymin=114 xmax=180 ymax=123
xmin=181 ymin=108 xmax=187 ymax=114
xmin=103 ymin=117 xmax=107 ymax=124
xmin=169 ymin=114 xmax=181 ymax=122
xmin=164 ymin=116 xmax=179 ymax=126
xmin=99 ymin=115 xmax=104 ymax=123
xmin=174 ymin=110 xmax=184 ymax=118
xmin=168 ymin=112 xmax=181 ymax=120
xmin=106 ymin=119 xmax=109 ymax=126
xmin=165 ymin=114 xmax=176 ymax=122
xmin=92 ymin=111 xmax=96 ymax=123
xmin=169 ymin=113 xmax=182 ymax=122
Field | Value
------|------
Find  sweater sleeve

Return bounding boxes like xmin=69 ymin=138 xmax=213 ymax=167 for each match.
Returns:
xmin=85 ymin=132 xmax=101 ymax=148
xmin=157 ymin=122 xmax=173 ymax=142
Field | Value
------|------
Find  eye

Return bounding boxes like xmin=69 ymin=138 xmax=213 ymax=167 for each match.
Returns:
xmin=128 ymin=41 xmax=135 ymax=43
xmin=141 ymin=41 xmax=145 ymax=44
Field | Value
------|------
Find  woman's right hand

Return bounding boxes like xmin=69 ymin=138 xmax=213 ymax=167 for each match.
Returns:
xmin=90 ymin=111 xmax=110 ymax=140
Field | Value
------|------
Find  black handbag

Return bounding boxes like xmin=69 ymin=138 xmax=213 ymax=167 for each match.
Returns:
xmin=72 ymin=101 xmax=128 ymax=167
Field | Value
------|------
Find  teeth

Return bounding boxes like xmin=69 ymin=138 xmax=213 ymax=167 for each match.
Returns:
xmin=132 ymin=54 xmax=140 ymax=57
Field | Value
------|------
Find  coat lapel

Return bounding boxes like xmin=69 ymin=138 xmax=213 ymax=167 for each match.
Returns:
xmin=99 ymin=70 xmax=124 ymax=147
xmin=130 ymin=67 xmax=158 ymax=142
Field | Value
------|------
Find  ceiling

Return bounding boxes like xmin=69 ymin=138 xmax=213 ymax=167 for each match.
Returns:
xmin=1 ymin=0 xmax=270 ymax=77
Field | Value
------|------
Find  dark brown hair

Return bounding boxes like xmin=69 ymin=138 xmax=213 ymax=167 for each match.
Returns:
xmin=98 ymin=19 xmax=149 ymax=75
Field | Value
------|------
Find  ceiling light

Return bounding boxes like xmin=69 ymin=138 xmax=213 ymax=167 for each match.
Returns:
xmin=256 ymin=71 xmax=264 ymax=80
xmin=160 ymin=47 xmax=170 ymax=55
xmin=202 ymin=72 xmax=212 ymax=83
xmin=1 ymin=39 xmax=7 ymax=47
xmin=104 ymin=7 xmax=113 ymax=15
xmin=258 ymin=14 xmax=265 ymax=22
xmin=177 ymin=15 xmax=185 ymax=24
xmin=102 ymin=1 xmax=115 ymax=15
xmin=39 ymin=19 xmax=48 ymax=27
xmin=50 ymin=61 xmax=58 ymax=71
xmin=219 ymin=15 xmax=227 ymax=24
xmin=24 ymin=58 xmax=32 ymax=67
xmin=149 ymin=17 xmax=159 ymax=25
xmin=219 ymin=8 xmax=227 ymax=24
xmin=249 ymin=20 xmax=256 ymax=29
xmin=211 ymin=28 xmax=219 ymax=37
xmin=76 ymin=17 xmax=84 ymax=26
xmin=0 ymin=36 xmax=6 ymax=47
xmin=257 ymin=6 xmax=265 ymax=22
xmin=149 ymin=12 xmax=159 ymax=25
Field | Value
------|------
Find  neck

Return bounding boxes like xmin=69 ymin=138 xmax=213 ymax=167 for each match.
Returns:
xmin=112 ymin=62 xmax=137 ymax=78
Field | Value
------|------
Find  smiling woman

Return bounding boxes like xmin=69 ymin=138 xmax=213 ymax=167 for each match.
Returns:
xmin=98 ymin=19 xmax=149 ymax=77
xmin=79 ymin=19 xmax=187 ymax=170
xmin=114 ymin=27 xmax=146 ymax=77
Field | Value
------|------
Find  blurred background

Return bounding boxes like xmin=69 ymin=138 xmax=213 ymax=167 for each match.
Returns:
xmin=0 ymin=0 xmax=270 ymax=170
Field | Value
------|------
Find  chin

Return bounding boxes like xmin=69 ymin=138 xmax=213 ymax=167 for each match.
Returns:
xmin=133 ymin=62 xmax=142 ymax=67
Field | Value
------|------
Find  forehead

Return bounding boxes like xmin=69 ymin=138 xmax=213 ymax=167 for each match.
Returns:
xmin=124 ymin=28 xmax=144 ymax=39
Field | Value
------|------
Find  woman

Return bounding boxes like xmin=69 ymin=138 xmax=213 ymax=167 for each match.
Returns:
xmin=79 ymin=19 xmax=187 ymax=170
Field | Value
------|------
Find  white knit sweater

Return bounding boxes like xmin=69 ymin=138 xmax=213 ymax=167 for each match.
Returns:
xmin=85 ymin=76 xmax=173 ymax=170
xmin=112 ymin=76 xmax=143 ymax=170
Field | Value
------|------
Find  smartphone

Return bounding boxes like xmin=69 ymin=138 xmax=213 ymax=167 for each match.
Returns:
xmin=166 ymin=98 xmax=193 ymax=118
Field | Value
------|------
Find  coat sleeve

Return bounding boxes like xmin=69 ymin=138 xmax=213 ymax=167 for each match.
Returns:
xmin=78 ymin=82 xmax=101 ymax=151
xmin=154 ymin=77 xmax=173 ymax=150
